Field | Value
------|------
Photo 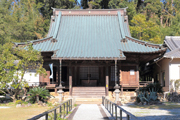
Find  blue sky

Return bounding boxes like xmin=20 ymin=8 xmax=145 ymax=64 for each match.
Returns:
xmin=77 ymin=0 xmax=81 ymax=4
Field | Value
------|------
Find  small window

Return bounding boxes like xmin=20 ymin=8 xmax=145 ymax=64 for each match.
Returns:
xmin=155 ymin=73 xmax=159 ymax=83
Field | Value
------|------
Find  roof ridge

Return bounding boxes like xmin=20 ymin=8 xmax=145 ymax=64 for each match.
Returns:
xmin=53 ymin=12 xmax=62 ymax=39
xmin=164 ymin=47 xmax=180 ymax=58
xmin=170 ymin=37 xmax=179 ymax=48
xmin=13 ymin=36 xmax=53 ymax=46
xmin=125 ymin=36 xmax=162 ymax=49
xmin=117 ymin=11 xmax=125 ymax=39
xmin=53 ymin=8 xmax=128 ymax=11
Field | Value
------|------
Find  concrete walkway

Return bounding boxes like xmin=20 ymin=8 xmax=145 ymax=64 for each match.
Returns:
xmin=68 ymin=104 xmax=108 ymax=120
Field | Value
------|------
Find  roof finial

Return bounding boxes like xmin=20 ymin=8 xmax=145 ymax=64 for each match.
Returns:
xmin=124 ymin=7 xmax=128 ymax=16
xmin=51 ymin=7 xmax=55 ymax=12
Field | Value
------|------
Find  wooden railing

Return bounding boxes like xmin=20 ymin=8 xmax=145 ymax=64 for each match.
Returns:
xmin=28 ymin=99 xmax=72 ymax=120
xmin=102 ymin=96 xmax=138 ymax=120
xmin=139 ymin=81 xmax=153 ymax=87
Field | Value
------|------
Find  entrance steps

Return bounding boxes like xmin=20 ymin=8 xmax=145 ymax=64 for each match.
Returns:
xmin=75 ymin=98 xmax=102 ymax=104
xmin=72 ymin=87 xmax=105 ymax=98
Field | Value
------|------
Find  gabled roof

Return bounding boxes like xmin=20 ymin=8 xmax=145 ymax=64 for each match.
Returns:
xmin=164 ymin=36 xmax=180 ymax=58
xmin=165 ymin=36 xmax=180 ymax=51
xmin=14 ymin=9 xmax=166 ymax=60
xmin=164 ymin=48 xmax=180 ymax=58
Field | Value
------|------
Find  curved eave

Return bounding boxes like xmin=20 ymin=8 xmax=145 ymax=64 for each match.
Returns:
xmin=164 ymin=56 xmax=180 ymax=59
xmin=14 ymin=36 xmax=53 ymax=46
xmin=123 ymin=48 xmax=166 ymax=54
xmin=126 ymin=36 xmax=162 ymax=49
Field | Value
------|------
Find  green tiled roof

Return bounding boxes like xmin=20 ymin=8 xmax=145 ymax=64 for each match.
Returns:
xmin=15 ymin=9 xmax=165 ymax=60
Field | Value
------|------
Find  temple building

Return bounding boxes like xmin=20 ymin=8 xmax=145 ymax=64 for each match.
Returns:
xmin=15 ymin=9 xmax=166 ymax=97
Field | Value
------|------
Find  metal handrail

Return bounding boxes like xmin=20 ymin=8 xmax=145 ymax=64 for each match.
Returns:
xmin=28 ymin=99 xmax=72 ymax=120
xmin=102 ymin=96 xmax=138 ymax=120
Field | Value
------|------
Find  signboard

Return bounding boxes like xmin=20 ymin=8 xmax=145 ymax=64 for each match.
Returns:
xmin=130 ymin=69 xmax=135 ymax=75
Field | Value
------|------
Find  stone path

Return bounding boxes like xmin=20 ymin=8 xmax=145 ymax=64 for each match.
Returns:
xmin=68 ymin=104 xmax=109 ymax=120
xmin=0 ymin=106 xmax=10 ymax=108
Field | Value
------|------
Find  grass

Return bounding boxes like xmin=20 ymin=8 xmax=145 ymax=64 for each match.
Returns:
xmin=129 ymin=102 xmax=180 ymax=109
xmin=0 ymin=103 xmax=50 ymax=120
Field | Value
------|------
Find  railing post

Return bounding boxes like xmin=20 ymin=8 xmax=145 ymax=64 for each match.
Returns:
xmin=60 ymin=106 xmax=62 ymax=118
xmin=107 ymin=100 xmax=109 ymax=111
xmin=69 ymin=100 xmax=70 ymax=112
xmin=127 ymin=114 xmax=130 ymax=120
xmin=115 ymin=105 xmax=117 ymax=120
xmin=45 ymin=114 xmax=48 ymax=120
xmin=120 ymin=110 xmax=122 ymax=120
xmin=27 ymin=99 xmax=73 ymax=120
xmin=66 ymin=102 xmax=68 ymax=115
xmin=64 ymin=103 xmax=65 ymax=118
xmin=54 ymin=109 xmax=56 ymax=120
xmin=110 ymin=102 xmax=111 ymax=114
xmin=105 ymin=99 xmax=107 ymax=108
xmin=112 ymin=104 xmax=114 ymax=117
xmin=71 ymin=99 xmax=72 ymax=110
xmin=102 ymin=97 xmax=104 ymax=105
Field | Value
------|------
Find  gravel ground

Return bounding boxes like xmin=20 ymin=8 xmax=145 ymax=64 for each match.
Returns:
xmin=101 ymin=103 xmax=180 ymax=120
xmin=121 ymin=104 xmax=180 ymax=120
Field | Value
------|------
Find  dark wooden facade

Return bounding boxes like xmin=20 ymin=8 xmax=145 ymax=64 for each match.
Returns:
xmin=38 ymin=52 xmax=163 ymax=94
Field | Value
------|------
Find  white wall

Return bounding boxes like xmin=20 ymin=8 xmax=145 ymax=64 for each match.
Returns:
xmin=169 ymin=59 xmax=180 ymax=91
xmin=153 ymin=59 xmax=170 ymax=92
xmin=169 ymin=59 xmax=180 ymax=80
xmin=23 ymin=69 xmax=39 ymax=86
xmin=169 ymin=64 xmax=180 ymax=80
xmin=153 ymin=58 xmax=180 ymax=92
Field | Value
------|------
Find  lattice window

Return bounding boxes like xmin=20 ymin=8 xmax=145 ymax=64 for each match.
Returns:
xmin=79 ymin=66 xmax=99 ymax=80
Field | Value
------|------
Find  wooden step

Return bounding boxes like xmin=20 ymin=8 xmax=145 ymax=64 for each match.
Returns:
xmin=72 ymin=87 xmax=105 ymax=98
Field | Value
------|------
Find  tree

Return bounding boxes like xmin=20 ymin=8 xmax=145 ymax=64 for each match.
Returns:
xmin=0 ymin=0 xmax=47 ymax=45
xmin=0 ymin=0 xmax=13 ymax=45
xmin=88 ymin=0 xmax=102 ymax=9
xmin=0 ymin=43 xmax=46 ymax=102
xmin=130 ymin=14 xmax=162 ymax=44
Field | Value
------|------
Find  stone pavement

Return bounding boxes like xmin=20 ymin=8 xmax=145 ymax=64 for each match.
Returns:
xmin=68 ymin=104 xmax=109 ymax=120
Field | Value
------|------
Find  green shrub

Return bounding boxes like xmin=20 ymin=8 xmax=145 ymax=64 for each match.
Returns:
xmin=137 ymin=83 xmax=163 ymax=94
xmin=136 ymin=83 xmax=162 ymax=104
xmin=27 ymin=87 xmax=50 ymax=103
xmin=47 ymin=102 xmax=53 ymax=107
xmin=15 ymin=100 xmax=23 ymax=104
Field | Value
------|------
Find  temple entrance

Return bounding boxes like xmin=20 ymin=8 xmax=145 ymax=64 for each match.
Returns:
xmin=79 ymin=66 xmax=99 ymax=86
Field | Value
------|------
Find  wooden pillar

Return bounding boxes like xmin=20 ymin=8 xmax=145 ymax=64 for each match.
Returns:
xmin=75 ymin=66 xmax=77 ymax=86
xmin=69 ymin=65 xmax=72 ymax=96
xmin=77 ymin=67 xmax=80 ymax=85
xmin=106 ymin=65 xmax=109 ymax=97
xmin=56 ymin=67 xmax=58 ymax=84
xmin=101 ymin=67 xmax=104 ymax=86
xmin=59 ymin=59 xmax=62 ymax=86
xmin=115 ymin=59 xmax=117 ymax=86
xmin=136 ymin=65 xmax=139 ymax=85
